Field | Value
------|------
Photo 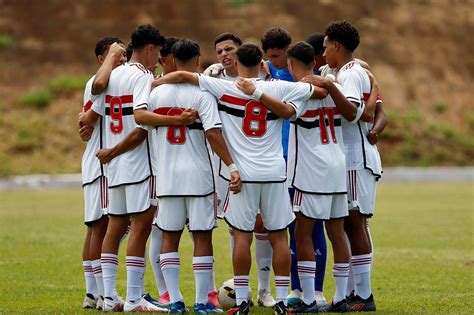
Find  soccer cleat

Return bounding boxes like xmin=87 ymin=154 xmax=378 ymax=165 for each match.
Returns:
xmin=227 ymin=300 xmax=250 ymax=315
xmin=257 ymin=289 xmax=276 ymax=308
xmin=82 ymin=293 xmax=97 ymax=309
xmin=96 ymin=296 xmax=104 ymax=310
xmin=274 ymin=301 xmax=290 ymax=314
xmin=290 ymin=300 xmax=319 ymax=313
xmin=124 ymin=296 xmax=168 ymax=312
xmin=168 ymin=301 xmax=188 ymax=313
xmin=287 ymin=289 xmax=303 ymax=307
xmin=208 ymin=290 xmax=221 ymax=308
xmin=160 ymin=291 xmax=171 ymax=305
xmin=319 ymin=299 xmax=350 ymax=313
xmin=103 ymin=296 xmax=125 ymax=312
xmin=194 ymin=302 xmax=224 ymax=313
xmin=315 ymin=291 xmax=326 ymax=307
xmin=143 ymin=293 xmax=168 ymax=308
xmin=345 ymin=291 xmax=356 ymax=305
xmin=348 ymin=294 xmax=376 ymax=312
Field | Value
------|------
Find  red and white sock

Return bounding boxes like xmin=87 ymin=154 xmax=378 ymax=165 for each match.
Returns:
xmin=83 ymin=260 xmax=98 ymax=297
xmin=332 ymin=263 xmax=350 ymax=303
xmin=275 ymin=276 xmax=290 ymax=305
xmin=193 ymin=256 xmax=214 ymax=304
xmin=101 ymin=253 xmax=119 ymax=300
xmin=126 ymin=256 xmax=145 ymax=303
xmin=298 ymin=261 xmax=316 ymax=305
xmin=234 ymin=275 xmax=249 ymax=305
xmin=91 ymin=259 xmax=104 ymax=297
xmin=160 ymin=252 xmax=183 ymax=303
xmin=351 ymin=253 xmax=373 ymax=299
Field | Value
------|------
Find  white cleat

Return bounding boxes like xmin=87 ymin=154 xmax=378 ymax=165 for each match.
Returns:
xmin=315 ymin=290 xmax=327 ymax=307
xmin=257 ymin=289 xmax=276 ymax=308
xmin=287 ymin=289 xmax=303 ymax=306
xmin=103 ymin=296 xmax=125 ymax=312
xmin=82 ymin=293 xmax=97 ymax=309
xmin=124 ymin=296 xmax=168 ymax=312
xmin=96 ymin=296 xmax=104 ymax=310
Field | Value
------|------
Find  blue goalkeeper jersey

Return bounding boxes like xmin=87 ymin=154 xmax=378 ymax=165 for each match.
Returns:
xmin=266 ymin=61 xmax=294 ymax=158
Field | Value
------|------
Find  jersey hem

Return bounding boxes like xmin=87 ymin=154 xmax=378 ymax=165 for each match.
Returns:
xmin=82 ymin=175 xmax=103 ymax=187
xmin=108 ymin=175 xmax=151 ymax=189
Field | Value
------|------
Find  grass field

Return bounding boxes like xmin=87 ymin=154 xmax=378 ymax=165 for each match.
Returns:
xmin=0 ymin=183 xmax=472 ymax=314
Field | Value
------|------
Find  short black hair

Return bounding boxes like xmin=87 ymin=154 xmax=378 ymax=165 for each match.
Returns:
xmin=94 ymin=36 xmax=123 ymax=57
xmin=126 ymin=42 xmax=133 ymax=61
xmin=261 ymin=27 xmax=291 ymax=52
xmin=306 ymin=33 xmax=325 ymax=56
xmin=131 ymin=24 xmax=165 ymax=49
xmin=236 ymin=43 xmax=263 ymax=67
xmin=161 ymin=37 xmax=180 ymax=57
xmin=324 ymin=20 xmax=360 ymax=52
xmin=171 ymin=39 xmax=201 ymax=62
xmin=214 ymin=32 xmax=242 ymax=48
xmin=287 ymin=41 xmax=315 ymax=66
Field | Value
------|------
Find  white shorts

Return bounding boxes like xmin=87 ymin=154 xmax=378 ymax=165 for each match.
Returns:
xmin=347 ymin=169 xmax=377 ymax=216
xmin=293 ymin=190 xmax=348 ymax=220
xmin=223 ymin=182 xmax=294 ymax=232
xmin=83 ymin=176 xmax=108 ymax=225
xmin=108 ymin=176 xmax=157 ymax=216
xmin=157 ymin=194 xmax=216 ymax=232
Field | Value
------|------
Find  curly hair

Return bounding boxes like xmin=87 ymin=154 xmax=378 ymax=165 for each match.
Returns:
xmin=131 ymin=24 xmax=165 ymax=49
xmin=160 ymin=37 xmax=180 ymax=57
xmin=287 ymin=41 xmax=315 ymax=66
xmin=324 ymin=20 xmax=360 ymax=52
xmin=261 ymin=27 xmax=291 ymax=52
xmin=236 ymin=43 xmax=263 ymax=67
xmin=95 ymin=36 xmax=124 ymax=57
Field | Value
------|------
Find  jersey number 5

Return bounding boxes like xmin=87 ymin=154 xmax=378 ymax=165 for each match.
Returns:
xmin=243 ymin=101 xmax=267 ymax=137
xmin=109 ymin=97 xmax=123 ymax=134
xmin=166 ymin=108 xmax=186 ymax=144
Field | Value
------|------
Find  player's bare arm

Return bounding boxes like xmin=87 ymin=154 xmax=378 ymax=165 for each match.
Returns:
xmin=79 ymin=125 xmax=94 ymax=142
xmin=205 ymin=128 xmax=242 ymax=194
xmin=78 ymin=109 xmax=100 ymax=126
xmin=151 ymin=71 xmax=199 ymax=89
xmin=91 ymin=43 xmax=126 ymax=95
xmin=96 ymin=127 xmax=148 ymax=164
xmin=134 ymin=107 xmax=197 ymax=127
xmin=359 ymin=69 xmax=379 ymax=122
xmin=235 ymin=78 xmax=296 ymax=119
xmin=302 ymin=74 xmax=359 ymax=122
xmin=368 ymin=101 xmax=388 ymax=145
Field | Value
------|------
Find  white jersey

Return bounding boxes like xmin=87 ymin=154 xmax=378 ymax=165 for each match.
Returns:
xmin=337 ymin=61 xmax=382 ymax=178
xmin=198 ymin=74 xmax=313 ymax=183
xmin=148 ymin=83 xmax=221 ymax=197
xmin=92 ymin=62 xmax=155 ymax=187
xmin=81 ymin=76 xmax=105 ymax=185
xmin=287 ymin=85 xmax=347 ymax=194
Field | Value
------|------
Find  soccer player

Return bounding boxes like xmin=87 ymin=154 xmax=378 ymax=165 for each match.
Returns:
xmin=149 ymin=38 xmax=241 ymax=314
xmin=78 ymin=24 xmax=185 ymax=312
xmin=81 ymin=37 xmax=126 ymax=310
xmin=153 ymin=42 xmax=331 ymax=315
xmin=319 ymin=20 xmax=382 ymax=312
xmin=261 ymin=27 xmax=327 ymax=307
xmin=205 ymin=32 xmax=276 ymax=308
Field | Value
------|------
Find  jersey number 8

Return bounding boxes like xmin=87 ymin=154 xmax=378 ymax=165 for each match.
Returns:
xmin=166 ymin=108 xmax=186 ymax=145
xmin=243 ymin=101 xmax=267 ymax=137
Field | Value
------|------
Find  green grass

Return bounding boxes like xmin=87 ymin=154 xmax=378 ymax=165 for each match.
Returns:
xmin=0 ymin=183 xmax=472 ymax=313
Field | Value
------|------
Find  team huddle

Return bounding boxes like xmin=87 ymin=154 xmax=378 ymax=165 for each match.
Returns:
xmin=79 ymin=20 xmax=386 ymax=314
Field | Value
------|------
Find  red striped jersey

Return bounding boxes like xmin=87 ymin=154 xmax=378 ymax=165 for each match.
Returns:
xmin=81 ymin=76 xmax=106 ymax=185
xmin=197 ymin=75 xmax=313 ymax=183
xmin=91 ymin=63 xmax=155 ymax=187
xmin=337 ymin=61 xmax=382 ymax=178
xmin=287 ymin=84 xmax=347 ymax=194
xmin=147 ymin=83 xmax=222 ymax=197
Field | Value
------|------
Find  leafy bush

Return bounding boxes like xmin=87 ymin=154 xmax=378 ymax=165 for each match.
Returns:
xmin=20 ymin=89 xmax=51 ymax=109
xmin=0 ymin=36 xmax=14 ymax=48
xmin=48 ymin=75 xmax=89 ymax=94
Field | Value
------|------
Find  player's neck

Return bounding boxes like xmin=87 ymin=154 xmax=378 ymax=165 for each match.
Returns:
xmin=336 ymin=53 xmax=354 ymax=71
xmin=177 ymin=65 xmax=198 ymax=73
xmin=129 ymin=52 xmax=146 ymax=67
xmin=292 ymin=69 xmax=312 ymax=82
xmin=225 ymin=67 xmax=238 ymax=77
xmin=238 ymin=66 xmax=259 ymax=79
